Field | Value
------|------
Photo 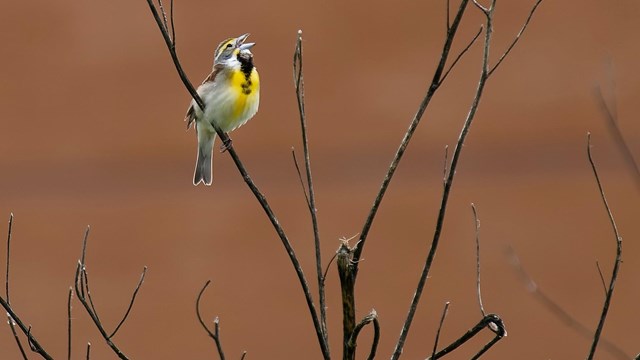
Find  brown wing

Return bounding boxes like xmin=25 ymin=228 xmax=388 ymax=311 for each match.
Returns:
xmin=183 ymin=65 xmax=223 ymax=129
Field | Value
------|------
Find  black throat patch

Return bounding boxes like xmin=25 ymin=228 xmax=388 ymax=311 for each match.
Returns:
xmin=237 ymin=53 xmax=254 ymax=95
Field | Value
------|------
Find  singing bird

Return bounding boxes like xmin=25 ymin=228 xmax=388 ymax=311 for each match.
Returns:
xmin=184 ymin=33 xmax=260 ymax=186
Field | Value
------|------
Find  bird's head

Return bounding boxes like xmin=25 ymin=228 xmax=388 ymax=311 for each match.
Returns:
xmin=213 ymin=33 xmax=255 ymax=66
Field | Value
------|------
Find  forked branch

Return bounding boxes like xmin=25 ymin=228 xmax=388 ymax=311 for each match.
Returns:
xmin=196 ymin=280 xmax=227 ymax=360
xmin=391 ymin=1 xmax=542 ymax=358
xmin=585 ymin=133 xmax=623 ymax=360
xmin=74 ymin=228 xmax=147 ymax=360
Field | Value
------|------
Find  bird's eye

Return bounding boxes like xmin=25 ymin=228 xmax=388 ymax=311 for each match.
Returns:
xmin=225 ymin=43 xmax=233 ymax=49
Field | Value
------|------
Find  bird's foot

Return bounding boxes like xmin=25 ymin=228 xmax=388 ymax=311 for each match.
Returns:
xmin=220 ymin=136 xmax=233 ymax=153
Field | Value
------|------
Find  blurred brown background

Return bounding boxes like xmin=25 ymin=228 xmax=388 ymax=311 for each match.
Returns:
xmin=1 ymin=0 xmax=639 ymax=359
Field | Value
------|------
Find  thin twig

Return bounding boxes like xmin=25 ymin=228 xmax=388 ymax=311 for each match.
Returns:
xmin=439 ymin=26 xmax=484 ymax=85
xmin=291 ymin=149 xmax=311 ymax=208
xmin=488 ymin=0 xmax=544 ymax=76
xmin=5 ymin=213 xmax=12 ymax=302
xmin=68 ymin=287 xmax=73 ymax=360
xmin=346 ymin=310 xmax=380 ymax=360
xmin=0 ymin=213 xmax=51 ymax=360
xmin=595 ymin=261 xmax=607 ymax=296
xmin=240 ymin=351 xmax=247 ymax=360
xmin=354 ymin=0 xmax=472 ymax=274
xmin=86 ymin=343 xmax=91 ymax=360
xmin=586 ymin=133 xmax=624 ymax=360
xmin=74 ymin=232 xmax=136 ymax=360
xmin=109 ymin=267 xmax=147 ymax=339
xmin=5 ymin=213 xmax=29 ymax=359
xmin=507 ymin=247 xmax=630 ymax=359
xmin=144 ymin=4 xmax=328 ymax=356
xmin=321 ymin=251 xmax=339 ymax=284
xmin=430 ymin=302 xmax=450 ymax=360
xmin=196 ymin=280 xmax=226 ymax=360
xmin=594 ymin=84 xmax=640 ymax=190
xmin=293 ymin=30 xmax=328 ymax=347
xmin=471 ymin=204 xmax=485 ymax=316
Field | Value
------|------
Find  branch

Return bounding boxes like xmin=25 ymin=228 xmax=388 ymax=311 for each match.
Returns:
xmin=346 ymin=310 xmax=380 ymax=360
xmin=68 ymin=287 xmax=73 ymax=360
xmin=74 ymin=228 xmax=144 ymax=360
xmin=109 ymin=266 xmax=147 ymax=339
xmin=427 ymin=314 xmax=506 ymax=360
xmin=337 ymin=240 xmax=357 ymax=360
xmin=196 ymin=280 xmax=226 ymax=360
xmin=144 ymin=4 xmax=328 ymax=357
xmin=391 ymin=2 xmax=542 ymax=357
xmin=430 ymin=302 xmax=450 ymax=360
xmin=487 ymin=0 xmax=543 ymax=76
xmin=293 ymin=30 xmax=328 ymax=347
xmin=0 ymin=213 xmax=53 ymax=360
xmin=585 ymin=133 xmax=624 ymax=360
xmin=471 ymin=204 xmax=485 ymax=316
xmin=353 ymin=0 xmax=472 ymax=269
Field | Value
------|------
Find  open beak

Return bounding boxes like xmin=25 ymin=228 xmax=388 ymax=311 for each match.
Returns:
xmin=236 ymin=33 xmax=255 ymax=50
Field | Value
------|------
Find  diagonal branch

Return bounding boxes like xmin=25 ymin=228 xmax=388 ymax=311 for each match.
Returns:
xmin=109 ymin=266 xmax=147 ymax=339
xmin=144 ymin=3 xmax=328 ymax=357
xmin=430 ymin=302 xmax=450 ymax=360
xmin=585 ymin=133 xmax=624 ymax=360
xmin=354 ymin=0 xmax=472 ymax=274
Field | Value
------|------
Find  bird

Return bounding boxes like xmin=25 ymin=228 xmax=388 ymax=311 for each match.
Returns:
xmin=184 ymin=33 xmax=260 ymax=186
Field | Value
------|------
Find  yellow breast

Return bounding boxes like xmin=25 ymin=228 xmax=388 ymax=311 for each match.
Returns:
xmin=230 ymin=68 xmax=260 ymax=119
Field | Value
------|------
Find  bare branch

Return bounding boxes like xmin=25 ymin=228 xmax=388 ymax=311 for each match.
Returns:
xmin=0 ymin=214 xmax=52 ymax=360
xmin=291 ymin=149 xmax=311 ymax=208
xmin=109 ymin=266 xmax=147 ymax=339
xmin=427 ymin=314 xmax=506 ymax=360
xmin=144 ymin=3 xmax=328 ymax=356
xmin=346 ymin=310 xmax=380 ymax=360
xmin=488 ymin=0 xmax=544 ymax=76
xmin=439 ymin=26 xmax=484 ymax=85
xmin=354 ymin=0 xmax=472 ymax=274
xmin=4 ymin=213 xmax=29 ymax=359
xmin=508 ymin=248 xmax=630 ymax=359
xmin=5 ymin=213 xmax=13 ymax=302
xmin=240 ymin=351 xmax=247 ymax=360
xmin=586 ymin=133 xmax=624 ymax=360
xmin=68 ymin=287 xmax=73 ymax=360
xmin=74 ymin=232 xmax=136 ymax=360
xmin=86 ymin=342 xmax=91 ymax=360
xmin=196 ymin=280 xmax=226 ymax=360
xmin=430 ymin=302 xmax=450 ymax=360
xmin=392 ymin=2 xmax=543 ymax=357
xmin=471 ymin=204 xmax=485 ymax=316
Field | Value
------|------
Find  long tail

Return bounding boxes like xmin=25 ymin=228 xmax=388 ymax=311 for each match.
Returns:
xmin=194 ymin=133 xmax=216 ymax=186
